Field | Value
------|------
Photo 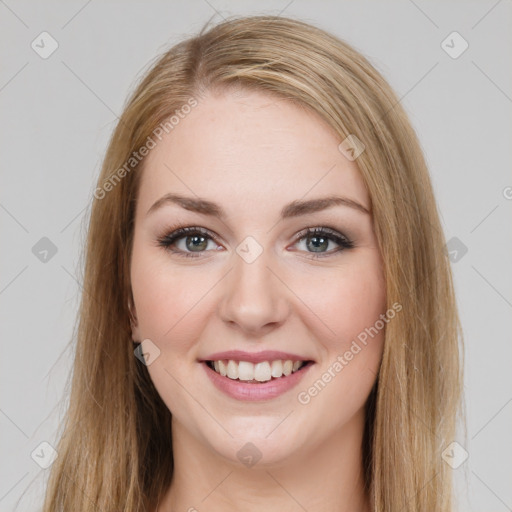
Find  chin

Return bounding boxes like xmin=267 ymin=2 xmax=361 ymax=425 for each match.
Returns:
xmin=196 ymin=416 xmax=310 ymax=469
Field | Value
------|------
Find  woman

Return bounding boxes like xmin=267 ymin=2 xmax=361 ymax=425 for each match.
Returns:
xmin=43 ymin=15 xmax=464 ymax=512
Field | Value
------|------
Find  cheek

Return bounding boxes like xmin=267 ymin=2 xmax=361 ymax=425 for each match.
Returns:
xmin=130 ymin=246 xmax=212 ymax=344
xmin=296 ymin=256 xmax=386 ymax=346
xmin=295 ymin=259 xmax=386 ymax=418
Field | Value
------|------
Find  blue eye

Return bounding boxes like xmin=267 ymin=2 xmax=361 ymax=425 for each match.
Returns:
xmin=156 ymin=226 xmax=354 ymax=259
xmin=293 ymin=227 xmax=354 ymax=258
xmin=157 ymin=227 xmax=218 ymax=258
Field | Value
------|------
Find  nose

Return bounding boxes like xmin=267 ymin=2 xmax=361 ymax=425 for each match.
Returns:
xmin=218 ymin=248 xmax=290 ymax=336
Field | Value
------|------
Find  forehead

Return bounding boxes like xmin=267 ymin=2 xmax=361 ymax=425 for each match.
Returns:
xmin=136 ymin=88 xmax=370 ymax=217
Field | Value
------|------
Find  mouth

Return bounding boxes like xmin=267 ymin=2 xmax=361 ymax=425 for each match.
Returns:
xmin=204 ymin=359 xmax=314 ymax=383
xmin=199 ymin=350 xmax=316 ymax=401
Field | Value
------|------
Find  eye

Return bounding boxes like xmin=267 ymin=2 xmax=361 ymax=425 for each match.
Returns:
xmin=292 ymin=227 xmax=354 ymax=258
xmin=156 ymin=225 xmax=354 ymax=259
xmin=156 ymin=226 xmax=220 ymax=258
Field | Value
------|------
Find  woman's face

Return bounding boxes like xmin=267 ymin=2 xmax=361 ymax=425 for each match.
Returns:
xmin=130 ymin=88 xmax=386 ymax=466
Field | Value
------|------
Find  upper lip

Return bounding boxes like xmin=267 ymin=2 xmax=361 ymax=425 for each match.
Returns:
xmin=200 ymin=350 xmax=314 ymax=364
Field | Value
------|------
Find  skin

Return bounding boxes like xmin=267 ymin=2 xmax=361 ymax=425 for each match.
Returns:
xmin=130 ymin=87 xmax=386 ymax=512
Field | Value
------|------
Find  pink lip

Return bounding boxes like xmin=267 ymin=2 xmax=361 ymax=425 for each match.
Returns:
xmin=200 ymin=350 xmax=313 ymax=364
xmin=201 ymin=360 xmax=314 ymax=401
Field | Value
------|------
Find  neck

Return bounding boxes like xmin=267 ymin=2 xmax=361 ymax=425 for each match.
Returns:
xmin=157 ymin=407 xmax=372 ymax=512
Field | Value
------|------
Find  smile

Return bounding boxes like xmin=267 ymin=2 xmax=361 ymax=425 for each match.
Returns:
xmin=206 ymin=359 xmax=310 ymax=382
xmin=202 ymin=359 xmax=314 ymax=401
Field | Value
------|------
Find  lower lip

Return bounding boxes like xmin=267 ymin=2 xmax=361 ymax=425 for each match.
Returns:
xmin=201 ymin=361 xmax=314 ymax=401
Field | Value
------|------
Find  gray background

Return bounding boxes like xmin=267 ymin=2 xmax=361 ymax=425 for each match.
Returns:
xmin=1 ymin=1 xmax=511 ymax=510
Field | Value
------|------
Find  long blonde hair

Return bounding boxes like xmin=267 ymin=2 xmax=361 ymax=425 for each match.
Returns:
xmin=42 ymin=15 xmax=465 ymax=512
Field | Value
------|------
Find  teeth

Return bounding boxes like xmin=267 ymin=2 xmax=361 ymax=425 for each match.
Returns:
xmin=218 ymin=360 xmax=227 ymax=377
xmin=209 ymin=359 xmax=306 ymax=381
xmin=226 ymin=360 xmax=238 ymax=379
xmin=238 ymin=361 xmax=254 ymax=381
xmin=271 ymin=360 xmax=283 ymax=377
xmin=254 ymin=362 xmax=271 ymax=382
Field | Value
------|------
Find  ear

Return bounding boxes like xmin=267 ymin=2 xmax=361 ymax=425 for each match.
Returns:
xmin=128 ymin=294 xmax=140 ymax=342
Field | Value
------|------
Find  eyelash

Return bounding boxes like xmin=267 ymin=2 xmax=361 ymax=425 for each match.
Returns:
xmin=156 ymin=225 xmax=355 ymax=259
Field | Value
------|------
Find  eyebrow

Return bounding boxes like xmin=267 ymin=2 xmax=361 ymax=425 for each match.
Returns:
xmin=146 ymin=192 xmax=370 ymax=219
